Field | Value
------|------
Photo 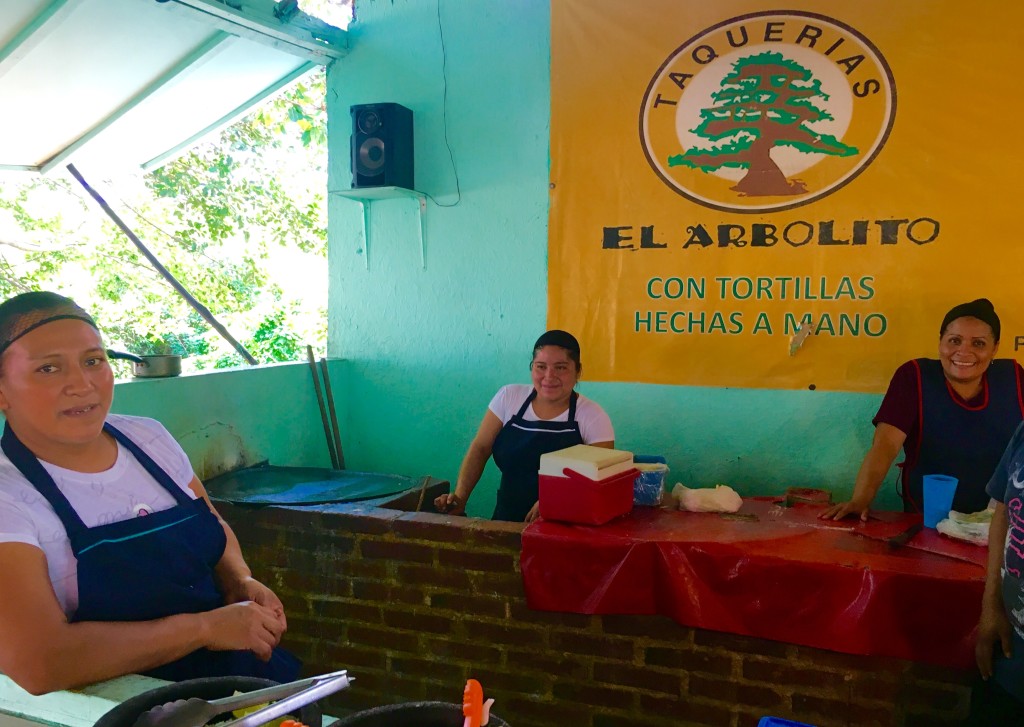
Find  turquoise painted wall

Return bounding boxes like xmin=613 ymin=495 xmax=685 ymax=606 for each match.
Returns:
xmin=326 ymin=0 xmax=902 ymax=517
xmin=109 ymin=363 xmax=336 ymax=480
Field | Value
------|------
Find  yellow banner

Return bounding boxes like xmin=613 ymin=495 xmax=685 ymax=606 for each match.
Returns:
xmin=549 ymin=0 xmax=1024 ymax=392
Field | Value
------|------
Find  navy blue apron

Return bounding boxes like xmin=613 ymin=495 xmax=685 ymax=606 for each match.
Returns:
xmin=1 ymin=421 xmax=299 ymax=682
xmin=490 ymin=389 xmax=584 ymax=522
xmin=902 ymin=359 xmax=1023 ymax=513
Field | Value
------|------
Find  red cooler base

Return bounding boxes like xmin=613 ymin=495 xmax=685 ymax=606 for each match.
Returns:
xmin=538 ymin=468 xmax=636 ymax=525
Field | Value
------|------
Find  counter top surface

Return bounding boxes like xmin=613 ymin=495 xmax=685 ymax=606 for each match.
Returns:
xmin=521 ymin=499 xmax=985 ymax=668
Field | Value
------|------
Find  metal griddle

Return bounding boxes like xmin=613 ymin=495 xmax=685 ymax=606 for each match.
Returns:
xmin=204 ymin=464 xmax=416 ymax=506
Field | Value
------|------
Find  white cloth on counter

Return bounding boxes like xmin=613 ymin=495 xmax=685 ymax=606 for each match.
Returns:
xmin=936 ymin=507 xmax=993 ymax=546
xmin=671 ymin=483 xmax=743 ymax=513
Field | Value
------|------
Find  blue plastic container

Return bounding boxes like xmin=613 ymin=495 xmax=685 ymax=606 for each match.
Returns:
xmin=633 ymin=454 xmax=668 ymax=506
xmin=757 ymin=717 xmax=817 ymax=727
xmin=922 ymin=474 xmax=958 ymax=528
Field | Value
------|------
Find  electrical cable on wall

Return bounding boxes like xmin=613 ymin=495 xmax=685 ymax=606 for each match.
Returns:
xmin=426 ymin=0 xmax=462 ymax=208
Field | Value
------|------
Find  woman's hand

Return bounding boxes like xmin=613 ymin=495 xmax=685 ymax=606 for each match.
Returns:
xmin=976 ymin=600 xmax=1013 ymax=679
xmin=442 ymin=411 xmax=504 ymax=516
xmin=820 ymin=424 xmax=905 ymax=521
xmin=434 ymin=492 xmax=466 ymax=515
xmin=222 ymin=576 xmax=286 ymax=631
xmin=201 ymin=601 xmax=286 ymax=660
xmin=524 ymin=502 xmax=541 ymax=524
xmin=819 ymin=497 xmax=873 ymax=521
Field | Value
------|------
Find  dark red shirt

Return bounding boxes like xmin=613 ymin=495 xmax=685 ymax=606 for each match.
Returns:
xmin=873 ymin=359 xmax=1024 ymax=474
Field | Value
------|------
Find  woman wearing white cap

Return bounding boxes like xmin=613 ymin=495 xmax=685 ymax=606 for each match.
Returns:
xmin=435 ymin=330 xmax=615 ymax=523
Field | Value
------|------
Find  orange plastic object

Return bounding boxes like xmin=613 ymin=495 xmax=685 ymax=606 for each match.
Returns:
xmin=280 ymin=720 xmax=308 ymax=727
xmin=462 ymin=679 xmax=484 ymax=727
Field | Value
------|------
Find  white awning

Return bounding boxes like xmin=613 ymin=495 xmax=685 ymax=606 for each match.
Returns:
xmin=0 ymin=0 xmax=347 ymax=175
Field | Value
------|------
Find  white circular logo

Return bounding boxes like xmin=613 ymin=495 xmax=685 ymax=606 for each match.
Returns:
xmin=640 ymin=12 xmax=896 ymax=213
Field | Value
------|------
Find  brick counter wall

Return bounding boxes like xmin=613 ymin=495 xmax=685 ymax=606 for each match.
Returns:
xmin=217 ymin=501 xmax=973 ymax=727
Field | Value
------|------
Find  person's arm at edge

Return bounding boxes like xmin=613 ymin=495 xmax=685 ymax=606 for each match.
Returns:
xmin=0 ymin=543 xmax=282 ymax=695
xmin=435 ymin=410 xmax=503 ymax=515
xmin=187 ymin=476 xmax=286 ymax=631
xmin=976 ymin=427 xmax=1018 ymax=678
xmin=977 ymin=502 xmax=1012 ymax=678
xmin=820 ymin=422 xmax=906 ymax=520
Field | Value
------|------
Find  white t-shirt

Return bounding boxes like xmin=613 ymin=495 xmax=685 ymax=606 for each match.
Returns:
xmin=488 ymin=384 xmax=615 ymax=444
xmin=0 ymin=414 xmax=197 ymax=617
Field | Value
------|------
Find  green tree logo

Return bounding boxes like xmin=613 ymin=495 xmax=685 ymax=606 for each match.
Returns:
xmin=668 ymin=52 xmax=858 ymax=197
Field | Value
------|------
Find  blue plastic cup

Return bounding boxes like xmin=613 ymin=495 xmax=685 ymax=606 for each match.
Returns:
xmin=922 ymin=474 xmax=959 ymax=528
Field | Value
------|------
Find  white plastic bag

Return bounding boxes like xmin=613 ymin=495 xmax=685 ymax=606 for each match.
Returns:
xmin=672 ymin=483 xmax=742 ymax=513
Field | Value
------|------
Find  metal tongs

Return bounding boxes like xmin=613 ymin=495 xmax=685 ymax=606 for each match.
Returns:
xmin=132 ymin=670 xmax=352 ymax=727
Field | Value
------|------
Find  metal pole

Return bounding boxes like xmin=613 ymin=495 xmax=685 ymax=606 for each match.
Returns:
xmin=66 ymin=163 xmax=258 ymax=365
xmin=306 ymin=346 xmax=339 ymax=469
xmin=319 ymin=357 xmax=345 ymax=469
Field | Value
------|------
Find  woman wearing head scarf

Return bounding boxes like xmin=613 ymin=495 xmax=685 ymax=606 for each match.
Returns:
xmin=434 ymin=330 xmax=614 ymax=523
xmin=0 ymin=292 xmax=298 ymax=694
xmin=823 ymin=298 xmax=1024 ymax=521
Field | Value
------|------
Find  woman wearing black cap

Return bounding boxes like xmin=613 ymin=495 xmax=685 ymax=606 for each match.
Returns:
xmin=434 ymin=330 xmax=614 ymax=523
xmin=0 ymin=291 xmax=298 ymax=693
xmin=822 ymin=298 xmax=1024 ymax=520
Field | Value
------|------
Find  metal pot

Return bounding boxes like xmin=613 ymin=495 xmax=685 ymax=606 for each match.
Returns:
xmin=132 ymin=354 xmax=182 ymax=378
xmin=106 ymin=350 xmax=183 ymax=378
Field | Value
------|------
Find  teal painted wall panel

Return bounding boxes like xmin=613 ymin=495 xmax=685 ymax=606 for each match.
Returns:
xmin=589 ymin=382 xmax=901 ymax=511
xmin=326 ymin=1 xmax=901 ymax=517
xmin=109 ymin=363 xmax=338 ymax=480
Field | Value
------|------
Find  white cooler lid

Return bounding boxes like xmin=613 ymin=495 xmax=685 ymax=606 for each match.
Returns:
xmin=539 ymin=444 xmax=633 ymax=478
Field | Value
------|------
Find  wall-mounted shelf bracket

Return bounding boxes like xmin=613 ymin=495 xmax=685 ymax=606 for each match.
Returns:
xmin=332 ymin=186 xmax=427 ymax=270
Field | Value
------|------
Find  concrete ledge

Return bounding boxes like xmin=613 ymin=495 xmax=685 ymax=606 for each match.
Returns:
xmin=0 ymin=675 xmax=166 ymax=727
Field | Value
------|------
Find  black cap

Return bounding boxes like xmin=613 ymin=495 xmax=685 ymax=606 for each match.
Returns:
xmin=533 ymin=329 xmax=580 ymax=356
xmin=940 ymin=298 xmax=1000 ymax=341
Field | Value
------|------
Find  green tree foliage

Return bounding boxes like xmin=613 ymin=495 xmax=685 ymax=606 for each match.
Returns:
xmin=0 ymin=69 xmax=328 ymax=374
xmin=669 ymin=52 xmax=858 ymax=196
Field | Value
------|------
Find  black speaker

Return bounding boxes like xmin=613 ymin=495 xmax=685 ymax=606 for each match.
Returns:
xmin=350 ymin=102 xmax=414 ymax=189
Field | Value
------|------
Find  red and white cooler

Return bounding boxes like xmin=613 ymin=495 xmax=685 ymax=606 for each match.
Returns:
xmin=538 ymin=445 xmax=636 ymax=525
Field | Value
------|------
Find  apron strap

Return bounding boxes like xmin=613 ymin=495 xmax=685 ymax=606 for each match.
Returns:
xmin=517 ymin=389 xmax=580 ymax=421
xmin=515 ymin=389 xmax=538 ymax=418
xmin=1 ymin=422 xmax=88 ymax=537
xmin=0 ymin=421 xmax=194 ymax=539
xmin=104 ymin=423 xmax=194 ymax=506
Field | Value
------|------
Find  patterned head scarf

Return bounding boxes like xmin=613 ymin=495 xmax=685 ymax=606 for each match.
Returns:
xmin=0 ymin=291 xmax=98 ymax=360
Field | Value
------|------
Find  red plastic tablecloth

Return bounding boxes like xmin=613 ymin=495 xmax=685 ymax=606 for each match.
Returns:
xmin=520 ymin=500 xmax=986 ymax=669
